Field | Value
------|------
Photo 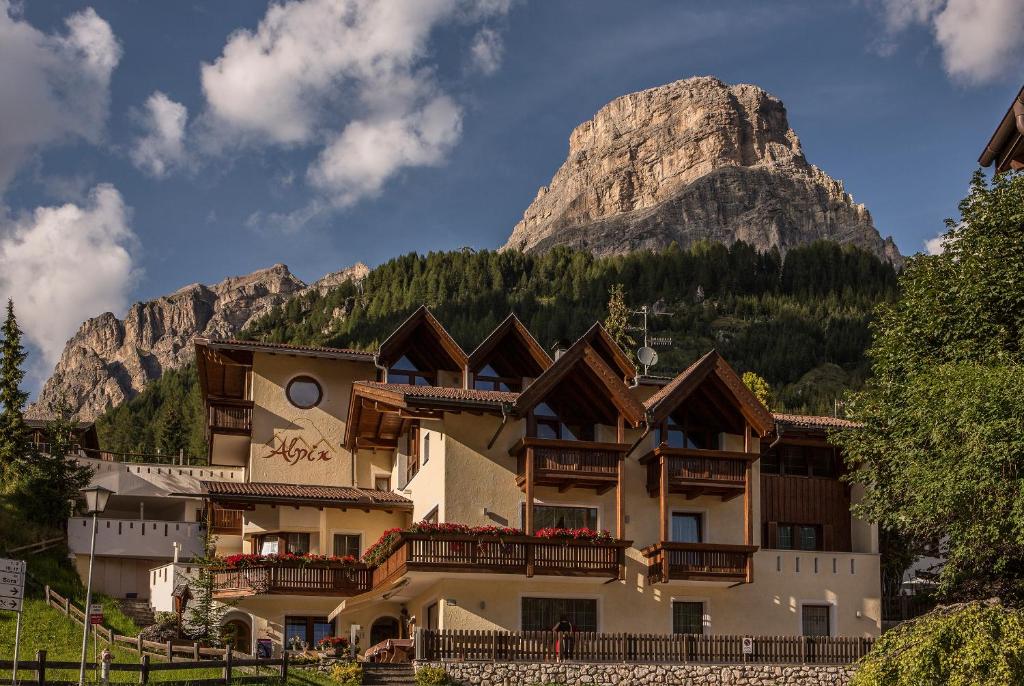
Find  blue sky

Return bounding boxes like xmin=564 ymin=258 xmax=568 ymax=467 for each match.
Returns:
xmin=1 ymin=0 xmax=1022 ymax=384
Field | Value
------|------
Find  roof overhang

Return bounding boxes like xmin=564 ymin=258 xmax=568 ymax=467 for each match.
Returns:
xmin=979 ymin=84 xmax=1024 ymax=173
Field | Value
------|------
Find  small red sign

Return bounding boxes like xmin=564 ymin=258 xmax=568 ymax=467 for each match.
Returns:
xmin=89 ymin=603 xmax=103 ymax=625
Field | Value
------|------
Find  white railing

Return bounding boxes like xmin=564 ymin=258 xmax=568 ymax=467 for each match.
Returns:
xmin=68 ymin=517 xmax=205 ymax=559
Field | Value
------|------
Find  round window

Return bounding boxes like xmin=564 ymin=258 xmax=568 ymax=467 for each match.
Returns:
xmin=286 ymin=376 xmax=323 ymax=409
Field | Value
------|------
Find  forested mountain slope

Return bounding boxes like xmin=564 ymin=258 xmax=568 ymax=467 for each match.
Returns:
xmin=97 ymin=241 xmax=897 ymax=456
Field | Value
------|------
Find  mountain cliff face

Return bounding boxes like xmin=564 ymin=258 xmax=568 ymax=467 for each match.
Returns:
xmin=503 ymin=76 xmax=902 ymax=264
xmin=29 ymin=263 xmax=367 ymax=422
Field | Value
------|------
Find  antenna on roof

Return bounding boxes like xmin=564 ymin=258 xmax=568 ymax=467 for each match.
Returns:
xmin=629 ymin=303 xmax=674 ymax=375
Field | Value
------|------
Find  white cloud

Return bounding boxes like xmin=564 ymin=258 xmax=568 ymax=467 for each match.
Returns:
xmin=924 ymin=235 xmax=946 ymax=254
xmin=130 ymin=92 xmax=189 ymax=177
xmin=0 ymin=185 xmax=139 ymax=369
xmin=469 ymin=27 xmax=503 ymax=75
xmin=0 ymin=2 xmax=121 ymax=191
xmin=199 ymin=0 xmax=509 ymax=211
xmin=874 ymin=0 xmax=1024 ymax=83
xmin=309 ymin=95 xmax=462 ymax=205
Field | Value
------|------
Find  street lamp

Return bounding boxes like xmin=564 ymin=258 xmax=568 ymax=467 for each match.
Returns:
xmin=78 ymin=485 xmax=112 ymax=686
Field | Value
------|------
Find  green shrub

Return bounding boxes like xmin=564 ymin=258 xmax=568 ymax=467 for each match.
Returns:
xmin=330 ymin=661 xmax=363 ymax=686
xmin=852 ymin=600 xmax=1024 ymax=686
xmin=415 ymin=665 xmax=451 ymax=686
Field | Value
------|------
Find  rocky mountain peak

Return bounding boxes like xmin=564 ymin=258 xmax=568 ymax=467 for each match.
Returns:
xmin=503 ymin=76 xmax=902 ymax=264
xmin=28 ymin=262 xmax=368 ymax=422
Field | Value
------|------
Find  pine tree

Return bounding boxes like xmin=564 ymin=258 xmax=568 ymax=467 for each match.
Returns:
xmin=158 ymin=404 xmax=187 ymax=457
xmin=186 ymin=526 xmax=234 ymax=645
xmin=603 ymin=284 xmax=636 ymax=356
xmin=0 ymin=299 xmax=29 ymax=483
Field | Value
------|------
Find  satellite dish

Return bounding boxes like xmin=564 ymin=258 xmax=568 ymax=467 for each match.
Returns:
xmin=637 ymin=346 xmax=658 ymax=368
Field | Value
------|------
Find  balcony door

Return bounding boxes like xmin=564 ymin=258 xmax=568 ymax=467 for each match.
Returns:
xmin=670 ymin=513 xmax=703 ymax=543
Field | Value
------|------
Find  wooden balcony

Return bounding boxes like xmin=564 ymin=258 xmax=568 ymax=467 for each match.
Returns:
xmin=208 ymin=398 xmax=253 ymax=435
xmin=643 ymin=542 xmax=757 ymax=584
xmin=514 ymin=438 xmax=628 ymax=493
xmin=641 ymin=447 xmax=754 ymax=501
xmin=208 ymin=507 xmax=243 ymax=535
xmin=372 ymin=533 xmax=631 ymax=588
xmin=213 ymin=563 xmax=371 ymax=598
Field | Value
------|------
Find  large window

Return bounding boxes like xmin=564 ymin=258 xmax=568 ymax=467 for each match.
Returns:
xmin=524 ymin=505 xmax=598 ymax=530
xmin=672 ymin=601 xmax=705 ymax=635
xmin=521 ymin=598 xmax=597 ymax=632
xmin=389 ymin=356 xmax=435 ymax=386
xmin=670 ymin=513 xmax=703 ymax=543
xmin=533 ymin=403 xmax=594 ymax=442
xmin=801 ymin=605 xmax=831 ymax=637
xmin=285 ymin=616 xmax=334 ymax=649
xmin=256 ymin=532 xmax=310 ymax=555
xmin=406 ymin=425 xmax=420 ymax=484
xmin=473 ymin=365 xmax=521 ymax=392
xmin=333 ymin=534 xmax=360 ymax=558
xmin=656 ymin=420 xmax=710 ymax=450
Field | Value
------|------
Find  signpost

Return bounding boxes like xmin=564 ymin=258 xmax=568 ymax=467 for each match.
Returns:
xmin=0 ymin=558 xmax=26 ymax=685
xmin=89 ymin=604 xmax=104 ymax=625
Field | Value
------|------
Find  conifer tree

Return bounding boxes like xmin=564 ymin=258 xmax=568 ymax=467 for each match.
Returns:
xmin=0 ymin=299 xmax=28 ymax=483
xmin=15 ymin=404 xmax=92 ymax=529
xmin=186 ymin=526 xmax=234 ymax=645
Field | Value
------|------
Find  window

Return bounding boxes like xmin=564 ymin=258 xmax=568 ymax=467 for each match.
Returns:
xmin=521 ymin=598 xmax=597 ymax=632
xmin=390 ymin=356 xmax=435 ymax=386
xmin=422 ymin=433 xmax=430 ymax=464
xmin=672 ymin=601 xmax=705 ymax=635
xmin=406 ymin=425 xmax=420 ymax=484
xmin=257 ymin=532 xmax=310 ymax=555
xmin=808 ymin=448 xmax=837 ymax=478
xmin=771 ymin=524 xmax=820 ymax=551
xmin=525 ymin=505 xmax=598 ymax=530
xmin=333 ymin=534 xmax=360 ymax=558
xmin=763 ymin=446 xmax=839 ymax=478
xmin=656 ymin=420 xmax=708 ymax=449
xmin=533 ymin=403 xmax=594 ymax=442
xmin=286 ymin=376 xmax=322 ymax=409
xmin=422 ymin=506 xmax=439 ymax=524
xmin=801 ymin=605 xmax=831 ymax=637
xmin=782 ymin=446 xmax=807 ymax=476
xmin=671 ymin=513 xmax=703 ymax=543
xmin=374 ymin=476 xmax=392 ymax=492
xmin=474 ymin=365 xmax=522 ymax=392
xmin=285 ymin=616 xmax=334 ymax=649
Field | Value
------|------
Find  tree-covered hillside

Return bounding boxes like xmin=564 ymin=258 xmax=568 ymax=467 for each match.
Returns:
xmin=98 ymin=241 xmax=898 ymax=455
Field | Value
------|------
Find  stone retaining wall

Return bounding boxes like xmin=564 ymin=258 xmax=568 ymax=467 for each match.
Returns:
xmin=415 ymin=661 xmax=855 ymax=685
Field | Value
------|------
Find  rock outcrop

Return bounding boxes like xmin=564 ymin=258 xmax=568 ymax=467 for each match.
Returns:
xmin=29 ymin=263 xmax=368 ymax=422
xmin=503 ymin=76 xmax=902 ymax=264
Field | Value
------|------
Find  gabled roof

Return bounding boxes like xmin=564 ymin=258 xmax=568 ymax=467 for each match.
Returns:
xmin=355 ymin=381 xmax=517 ymax=406
xmin=513 ymin=338 xmax=646 ymax=428
xmin=467 ymin=313 xmax=551 ymax=378
xmin=197 ymin=338 xmax=373 ymax=361
xmin=202 ymin=481 xmax=412 ymax=509
xmin=773 ymin=413 xmax=860 ymax=430
xmin=644 ymin=350 xmax=775 ymax=436
xmin=576 ymin=323 xmax=636 ymax=381
xmin=376 ymin=306 xmax=468 ymax=371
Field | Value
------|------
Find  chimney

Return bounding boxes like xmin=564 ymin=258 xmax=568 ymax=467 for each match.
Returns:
xmin=550 ymin=339 xmax=570 ymax=361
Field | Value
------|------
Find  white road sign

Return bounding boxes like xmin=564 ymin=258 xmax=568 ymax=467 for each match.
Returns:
xmin=0 ymin=559 xmax=26 ymax=575
xmin=0 ymin=572 xmax=22 ymax=587
xmin=0 ymin=584 xmax=24 ymax=599
xmin=0 ymin=597 xmax=23 ymax=612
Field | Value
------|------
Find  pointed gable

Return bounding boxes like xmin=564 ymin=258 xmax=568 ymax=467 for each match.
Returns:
xmin=376 ymin=306 xmax=468 ymax=374
xmin=514 ymin=336 xmax=646 ymax=429
xmin=577 ymin=323 xmax=636 ymax=382
xmin=645 ymin=350 xmax=775 ymax=436
xmin=467 ymin=313 xmax=551 ymax=383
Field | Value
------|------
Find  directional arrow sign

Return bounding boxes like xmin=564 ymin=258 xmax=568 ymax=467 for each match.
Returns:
xmin=0 ymin=559 xmax=26 ymax=575
xmin=0 ymin=572 xmax=23 ymax=587
xmin=0 ymin=584 xmax=24 ymax=599
xmin=0 ymin=597 xmax=23 ymax=612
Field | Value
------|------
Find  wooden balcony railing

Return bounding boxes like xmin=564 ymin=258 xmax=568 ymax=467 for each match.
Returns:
xmin=373 ymin=533 xmax=631 ymax=588
xmin=641 ymin=447 xmax=753 ymax=500
xmin=208 ymin=507 xmax=243 ymax=534
xmin=514 ymin=438 xmax=628 ymax=493
xmin=208 ymin=399 xmax=253 ymax=435
xmin=213 ymin=563 xmax=371 ymax=597
xmin=643 ymin=542 xmax=757 ymax=583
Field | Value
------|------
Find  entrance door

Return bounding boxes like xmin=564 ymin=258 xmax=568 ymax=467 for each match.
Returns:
xmin=223 ymin=620 xmax=251 ymax=654
xmin=370 ymin=617 xmax=400 ymax=647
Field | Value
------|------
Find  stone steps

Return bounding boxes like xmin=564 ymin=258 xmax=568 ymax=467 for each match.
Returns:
xmin=363 ymin=663 xmax=416 ymax=685
xmin=117 ymin=598 xmax=155 ymax=628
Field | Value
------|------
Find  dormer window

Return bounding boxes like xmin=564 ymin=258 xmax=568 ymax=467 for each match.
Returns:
xmin=473 ymin=364 xmax=521 ymax=392
xmin=534 ymin=403 xmax=594 ymax=442
xmin=656 ymin=419 xmax=709 ymax=449
xmin=390 ymin=356 xmax=435 ymax=386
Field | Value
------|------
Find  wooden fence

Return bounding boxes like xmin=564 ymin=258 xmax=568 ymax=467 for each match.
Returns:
xmin=0 ymin=649 xmax=288 ymax=685
xmin=416 ymin=629 xmax=873 ymax=665
xmin=44 ymin=586 xmax=240 ymax=661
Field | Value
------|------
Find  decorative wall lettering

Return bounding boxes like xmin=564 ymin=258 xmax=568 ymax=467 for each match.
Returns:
xmin=263 ymin=424 xmax=334 ymax=466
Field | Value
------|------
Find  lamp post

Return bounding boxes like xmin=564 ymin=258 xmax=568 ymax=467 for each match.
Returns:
xmin=78 ymin=485 xmax=112 ymax=686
